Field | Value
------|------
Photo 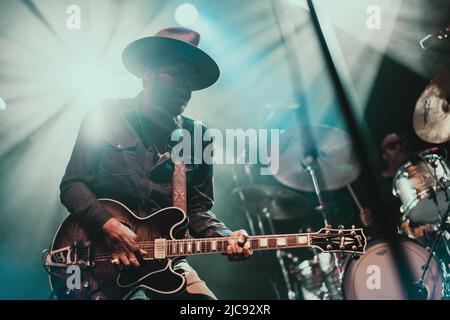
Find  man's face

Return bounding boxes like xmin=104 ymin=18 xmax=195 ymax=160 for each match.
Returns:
xmin=142 ymin=64 xmax=192 ymax=120
xmin=381 ymin=135 xmax=407 ymax=163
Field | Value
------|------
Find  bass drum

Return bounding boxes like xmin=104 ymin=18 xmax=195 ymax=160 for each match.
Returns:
xmin=342 ymin=237 xmax=442 ymax=300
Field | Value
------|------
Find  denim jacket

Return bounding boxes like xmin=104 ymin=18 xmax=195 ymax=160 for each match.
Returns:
xmin=59 ymin=93 xmax=232 ymax=238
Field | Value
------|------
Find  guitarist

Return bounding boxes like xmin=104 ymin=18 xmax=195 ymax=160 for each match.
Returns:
xmin=59 ymin=27 xmax=252 ymax=300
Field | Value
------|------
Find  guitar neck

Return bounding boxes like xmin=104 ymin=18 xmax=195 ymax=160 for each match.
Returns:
xmin=162 ymin=233 xmax=311 ymax=258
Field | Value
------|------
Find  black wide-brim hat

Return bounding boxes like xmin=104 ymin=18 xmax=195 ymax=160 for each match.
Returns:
xmin=122 ymin=27 xmax=220 ymax=91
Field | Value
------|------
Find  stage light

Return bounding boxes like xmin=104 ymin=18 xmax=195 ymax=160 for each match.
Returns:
xmin=66 ymin=62 xmax=112 ymax=102
xmin=0 ymin=97 xmax=6 ymax=110
xmin=175 ymin=3 xmax=199 ymax=26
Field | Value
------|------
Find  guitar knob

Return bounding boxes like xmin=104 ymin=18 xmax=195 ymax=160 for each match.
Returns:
xmin=352 ymin=245 xmax=358 ymax=251
xmin=327 ymin=244 xmax=332 ymax=250
xmin=83 ymin=281 xmax=90 ymax=288
xmin=340 ymin=245 xmax=345 ymax=250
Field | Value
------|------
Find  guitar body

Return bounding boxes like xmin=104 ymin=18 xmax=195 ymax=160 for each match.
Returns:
xmin=49 ymin=199 xmax=188 ymax=300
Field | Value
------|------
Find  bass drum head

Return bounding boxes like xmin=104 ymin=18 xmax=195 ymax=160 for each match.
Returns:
xmin=343 ymin=238 xmax=442 ymax=300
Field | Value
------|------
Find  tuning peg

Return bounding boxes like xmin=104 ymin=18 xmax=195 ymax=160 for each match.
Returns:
xmin=338 ymin=225 xmax=344 ymax=234
xmin=352 ymin=245 xmax=358 ymax=251
xmin=325 ymin=224 xmax=332 ymax=229
xmin=338 ymin=225 xmax=344 ymax=229
xmin=326 ymin=244 xmax=332 ymax=250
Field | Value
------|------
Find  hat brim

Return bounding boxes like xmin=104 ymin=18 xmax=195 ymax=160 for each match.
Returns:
xmin=122 ymin=36 xmax=220 ymax=91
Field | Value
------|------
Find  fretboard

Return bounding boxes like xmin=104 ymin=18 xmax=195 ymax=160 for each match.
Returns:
xmin=163 ymin=234 xmax=310 ymax=258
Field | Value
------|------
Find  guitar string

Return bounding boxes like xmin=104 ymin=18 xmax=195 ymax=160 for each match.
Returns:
xmin=72 ymin=235 xmax=355 ymax=260
xmin=76 ymin=240 xmax=304 ymax=261
xmin=73 ymin=239 xmax=345 ymax=261
xmin=75 ymin=239 xmax=234 ymax=260
xmin=63 ymin=234 xmax=358 ymax=261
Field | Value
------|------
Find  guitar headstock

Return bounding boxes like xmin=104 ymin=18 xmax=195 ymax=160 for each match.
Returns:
xmin=310 ymin=226 xmax=366 ymax=255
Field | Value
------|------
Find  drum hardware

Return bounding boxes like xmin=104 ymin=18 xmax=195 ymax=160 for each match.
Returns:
xmin=392 ymin=146 xmax=450 ymax=298
xmin=264 ymin=209 xmax=297 ymax=300
xmin=415 ymin=204 xmax=450 ymax=299
xmin=291 ymin=249 xmax=346 ymax=300
xmin=393 ymin=150 xmax=450 ymax=225
xmin=303 ymin=161 xmax=328 ymax=224
xmin=303 ymin=155 xmax=348 ymax=278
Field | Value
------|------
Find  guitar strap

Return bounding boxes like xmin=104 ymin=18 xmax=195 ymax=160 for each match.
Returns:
xmin=172 ymin=161 xmax=187 ymax=214
xmin=171 ymin=118 xmax=203 ymax=239
xmin=171 ymin=118 xmax=191 ymax=239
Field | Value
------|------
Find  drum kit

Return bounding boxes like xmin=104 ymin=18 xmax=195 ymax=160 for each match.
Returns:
xmin=232 ymin=69 xmax=450 ymax=300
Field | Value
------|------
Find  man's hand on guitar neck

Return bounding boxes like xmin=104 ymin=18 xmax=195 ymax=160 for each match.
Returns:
xmin=226 ymin=230 xmax=253 ymax=261
xmin=102 ymin=218 xmax=147 ymax=267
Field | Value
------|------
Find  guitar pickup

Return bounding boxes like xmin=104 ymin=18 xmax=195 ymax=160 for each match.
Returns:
xmin=154 ymin=238 xmax=166 ymax=259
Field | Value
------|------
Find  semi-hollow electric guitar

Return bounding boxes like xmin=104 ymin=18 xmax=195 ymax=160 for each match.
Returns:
xmin=44 ymin=198 xmax=366 ymax=300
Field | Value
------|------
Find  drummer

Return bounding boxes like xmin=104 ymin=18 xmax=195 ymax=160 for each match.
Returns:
xmin=378 ymin=133 xmax=432 ymax=239
xmin=380 ymin=133 xmax=410 ymax=179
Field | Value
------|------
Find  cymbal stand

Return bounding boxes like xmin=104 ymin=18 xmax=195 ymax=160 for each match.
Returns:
xmin=264 ymin=208 xmax=297 ymax=300
xmin=303 ymin=160 xmax=343 ymax=281
xmin=413 ymin=203 xmax=450 ymax=299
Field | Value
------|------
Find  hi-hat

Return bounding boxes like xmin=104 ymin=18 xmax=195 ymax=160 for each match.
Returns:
xmin=232 ymin=184 xmax=315 ymax=220
xmin=413 ymin=69 xmax=450 ymax=144
xmin=274 ymin=125 xmax=360 ymax=192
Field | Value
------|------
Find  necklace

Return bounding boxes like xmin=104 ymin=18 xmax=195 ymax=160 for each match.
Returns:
xmin=137 ymin=113 xmax=164 ymax=159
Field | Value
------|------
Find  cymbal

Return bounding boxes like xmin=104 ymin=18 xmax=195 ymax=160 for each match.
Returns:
xmin=413 ymin=69 xmax=450 ymax=144
xmin=232 ymin=184 xmax=315 ymax=220
xmin=274 ymin=125 xmax=360 ymax=192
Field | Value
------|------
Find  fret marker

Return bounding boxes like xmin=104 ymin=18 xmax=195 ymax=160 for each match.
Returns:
xmin=297 ymin=236 xmax=307 ymax=244
xmin=259 ymin=238 xmax=268 ymax=247
xmin=277 ymin=237 xmax=287 ymax=246
xmin=187 ymin=242 xmax=192 ymax=253
xmin=211 ymin=241 xmax=217 ymax=251
xmin=196 ymin=241 xmax=201 ymax=252
xmin=179 ymin=243 xmax=183 ymax=254
xmin=172 ymin=244 xmax=176 ymax=255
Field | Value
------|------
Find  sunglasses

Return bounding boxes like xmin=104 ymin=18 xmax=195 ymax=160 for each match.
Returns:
xmin=383 ymin=140 xmax=404 ymax=151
